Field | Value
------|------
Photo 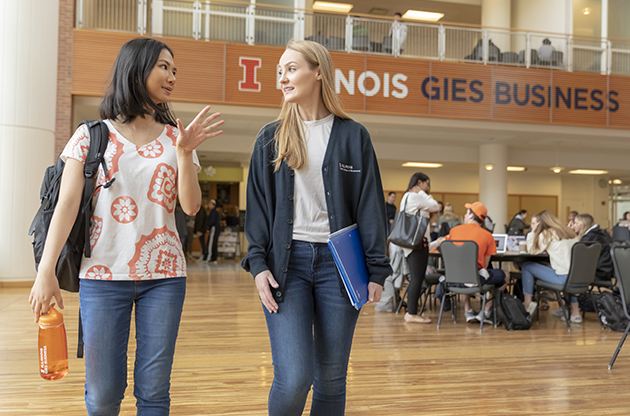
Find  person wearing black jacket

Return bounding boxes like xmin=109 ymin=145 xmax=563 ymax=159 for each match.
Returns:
xmin=385 ymin=191 xmax=397 ymax=234
xmin=206 ymin=199 xmax=221 ymax=262
xmin=573 ymin=213 xmax=613 ymax=280
xmin=241 ymin=40 xmax=391 ymax=416
xmin=507 ymin=209 xmax=529 ymax=235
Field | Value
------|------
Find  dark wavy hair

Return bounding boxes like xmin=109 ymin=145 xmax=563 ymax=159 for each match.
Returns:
xmin=406 ymin=172 xmax=430 ymax=192
xmin=99 ymin=38 xmax=177 ymax=126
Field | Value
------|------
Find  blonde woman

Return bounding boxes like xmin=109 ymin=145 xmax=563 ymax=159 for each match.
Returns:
xmin=242 ymin=40 xmax=391 ymax=416
xmin=522 ymin=211 xmax=579 ymax=321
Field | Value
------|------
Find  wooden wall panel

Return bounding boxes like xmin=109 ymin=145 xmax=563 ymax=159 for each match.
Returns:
xmin=364 ymin=56 xmax=430 ymax=116
xmin=72 ymin=30 xmax=630 ymax=131
xmin=428 ymin=62 xmax=492 ymax=121
xmin=551 ymin=71 xmax=608 ymax=127
xmin=492 ymin=67 xmax=551 ymax=124
xmin=608 ymin=75 xmax=630 ymax=129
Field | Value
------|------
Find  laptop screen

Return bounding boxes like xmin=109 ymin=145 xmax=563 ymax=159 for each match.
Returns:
xmin=507 ymin=236 xmax=526 ymax=252
xmin=492 ymin=234 xmax=508 ymax=253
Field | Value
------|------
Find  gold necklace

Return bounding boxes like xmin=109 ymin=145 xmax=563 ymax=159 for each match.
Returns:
xmin=119 ymin=121 xmax=159 ymax=147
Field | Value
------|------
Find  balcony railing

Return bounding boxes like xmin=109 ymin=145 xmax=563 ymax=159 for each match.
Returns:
xmin=75 ymin=0 xmax=630 ymax=76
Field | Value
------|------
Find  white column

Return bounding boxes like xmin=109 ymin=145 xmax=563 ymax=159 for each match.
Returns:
xmin=0 ymin=0 xmax=59 ymax=282
xmin=479 ymin=144 xmax=508 ymax=232
xmin=481 ymin=0 xmax=511 ymax=54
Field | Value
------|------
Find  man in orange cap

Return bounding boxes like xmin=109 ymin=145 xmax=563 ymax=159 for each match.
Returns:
xmin=433 ymin=201 xmax=508 ymax=324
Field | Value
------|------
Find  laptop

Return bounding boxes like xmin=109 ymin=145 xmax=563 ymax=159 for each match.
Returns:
xmin=492 ymin=234 xmax=508 ymax=253
xmin=507 ymin=235 xmax=526 ymax=252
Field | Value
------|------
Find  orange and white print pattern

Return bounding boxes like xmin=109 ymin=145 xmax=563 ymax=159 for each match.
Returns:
xmin=61 ymin=120 xmax=200 ymax=281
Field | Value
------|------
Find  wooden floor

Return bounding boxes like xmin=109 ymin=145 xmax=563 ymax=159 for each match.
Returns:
xmin=2 ymin=260 xmax=630 ymax=415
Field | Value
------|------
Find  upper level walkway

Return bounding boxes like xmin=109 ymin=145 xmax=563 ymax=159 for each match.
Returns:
xmin=76 ymin=0 xmax=630 ymax=76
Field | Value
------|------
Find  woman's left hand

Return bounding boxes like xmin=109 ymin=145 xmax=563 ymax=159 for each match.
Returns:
xmin=367 ymin=282 xmax=382 ymax=304
xmin=176 ymin=105 xmax=224 ymax=152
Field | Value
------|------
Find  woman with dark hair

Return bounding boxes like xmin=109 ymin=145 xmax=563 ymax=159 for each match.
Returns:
xmin=507 ymin=209 xmax=529 ymax=235
xmin=242 ymin=40 xmax=391 ymax=415
xmin=29 ymin=38 xmax=223 ymax=415
xmin=395 ymin=172 xmax=440 ymax=323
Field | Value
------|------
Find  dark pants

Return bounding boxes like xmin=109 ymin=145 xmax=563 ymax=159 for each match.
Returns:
xmin=406 ymin=243 xmax=429 ymax=315
xmin=199 ymin=232 xmax=208 ymax=259
xmin=263 ymin=240 xmax=360 ymax=416
xmin=209 ymin=226 xmax=220 ymax=261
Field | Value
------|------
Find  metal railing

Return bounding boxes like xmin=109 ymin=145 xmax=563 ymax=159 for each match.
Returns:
xmin=75 ymin=0 xmax=630 ymax=76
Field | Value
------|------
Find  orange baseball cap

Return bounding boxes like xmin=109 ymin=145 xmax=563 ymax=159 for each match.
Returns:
xmin=465 ymin=202 xmax=488 ymax=220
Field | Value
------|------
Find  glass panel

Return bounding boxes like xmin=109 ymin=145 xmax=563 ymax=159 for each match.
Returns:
xmin=573 ymin=0 xmax=602 ymax=38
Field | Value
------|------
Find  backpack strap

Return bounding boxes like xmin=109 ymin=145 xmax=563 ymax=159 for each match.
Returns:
xmin=76 ymin=120 xmax=116 ymax=258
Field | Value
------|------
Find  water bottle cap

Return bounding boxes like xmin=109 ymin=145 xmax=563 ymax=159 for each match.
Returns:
xmin=39 ymin=306 xmax=64 ymax=328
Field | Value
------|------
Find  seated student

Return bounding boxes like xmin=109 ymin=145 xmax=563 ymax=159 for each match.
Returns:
xmin=567 ymin=210 xmax=578 ymax=230
xmin=508 ymin=209 xmax=529 ymax=235
xmin=537 ymin=38 xmax=556 ymax=62
xmin=521 ymin=211 xmax=579 ymax=321
xmin=573 ymin=213 xmax=613 ymax=281
xmin=433 ymin=202 xmax=508 ymax=324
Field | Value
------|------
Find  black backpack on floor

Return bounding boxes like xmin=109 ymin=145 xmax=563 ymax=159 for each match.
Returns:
xmin=29 ymin=120 xmax=114 ymax=293
xmin=595 ymin=291 xmax=630 ymax=332
xmin=496 ymin=291 xmax=532 ymax=330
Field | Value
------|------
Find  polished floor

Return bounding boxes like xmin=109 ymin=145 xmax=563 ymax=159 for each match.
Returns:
xmin=2 ymin=259 xmax=630 ymax=415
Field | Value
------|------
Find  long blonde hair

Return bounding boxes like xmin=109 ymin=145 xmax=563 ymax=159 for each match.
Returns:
xmin=532 ymin=210 xmax=576 ymax=251
xmin=273 ymin=40 xmax=350 ymax=172
xmin=575 ymin=213 xmax=595 ymax=240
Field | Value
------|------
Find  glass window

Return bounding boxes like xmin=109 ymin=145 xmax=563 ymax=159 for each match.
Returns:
xmin=608 ymin=0 xmax=630 ymax=40
xmin=573 ymin=0 xmax=602 ymax=38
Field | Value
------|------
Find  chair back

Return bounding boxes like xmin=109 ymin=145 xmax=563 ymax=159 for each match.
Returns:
xmin=611 ymin=242 xmax=630 ymax=318
xmin=612 ymin=225 xmax=630 ymax=242
xmin=441 ymin=240 xmax=480 ymax=286
xmin=564 ymin=241 xmax=601 ymax=293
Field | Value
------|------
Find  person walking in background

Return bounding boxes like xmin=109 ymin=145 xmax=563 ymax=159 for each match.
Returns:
xmin=389 ymin=12 xmax=408 ymax=54
xmin=395 ymin=172 xmax=440 ymax=324
xmin=385 ymin=191 xmax=397 ymax=235
xmin=194 ymin=199 xmax=209 ymax=260
xmin=242 ymin=40 xmax=391 ymax=416
xmin=28 ymin=37 xmax=224 ymax=415
xmin=507 ymin=209 xmax=529 ymax=235
xmin=521 ymin=211 xmax=579 ymax=321
xmin=206 ymin=199 xmax=221 ymax=263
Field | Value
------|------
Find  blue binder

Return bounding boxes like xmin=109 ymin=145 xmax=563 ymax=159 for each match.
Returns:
xmin=327 ymin=224 xmax=370 ymax=310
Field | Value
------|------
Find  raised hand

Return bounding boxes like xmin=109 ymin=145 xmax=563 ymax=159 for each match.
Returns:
xmin=175 ymin=105 xmax=224 ymax=152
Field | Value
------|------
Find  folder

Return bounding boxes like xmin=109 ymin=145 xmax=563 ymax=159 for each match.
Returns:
xmin=327 ymin=224 xmax=370 ymax=310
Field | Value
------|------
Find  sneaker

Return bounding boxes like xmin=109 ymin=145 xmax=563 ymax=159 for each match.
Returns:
xmin=465 ymin=309 xmax=479 ymax=322
xmin=476 ymin=310 xmax=493 ymax=324
xmin=526 ymin=302 xmax=537 ymax=316
xmin=552 ymin=308 xmax=567 ymax=317
xmin=561 ymin=314 xmax=583 ymax=323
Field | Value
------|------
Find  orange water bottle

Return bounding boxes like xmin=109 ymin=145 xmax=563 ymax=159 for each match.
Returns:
xmin=38 ymin=306 xmax=69 ymax=380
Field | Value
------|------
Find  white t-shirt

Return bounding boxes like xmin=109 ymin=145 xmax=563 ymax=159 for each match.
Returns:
xmin=292 ymin=114 xmax=334 ymax=243
xmin=399 ymin=190 xmax=440 ymax=257
xmin=61 ymin=120 xmax=200 ymax=281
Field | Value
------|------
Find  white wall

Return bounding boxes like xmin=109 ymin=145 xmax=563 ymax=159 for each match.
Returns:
xmin=511 ymin=0 xmax=570 ymax=34
xmin=0 ymin=0 xmax=59 ymax=282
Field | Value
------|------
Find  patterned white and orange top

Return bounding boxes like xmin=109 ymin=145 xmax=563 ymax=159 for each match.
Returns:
xmin=61 ymin=120 xmax=200 ymax=281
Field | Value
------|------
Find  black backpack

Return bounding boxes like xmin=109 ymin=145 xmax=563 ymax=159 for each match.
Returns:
xmin=28 ymin=120 xmax=114 ymax=292
xmin=496 ymin=291 xmax=532 ymax=330
xmin=595 ymin=291 xmax=630 ymax=332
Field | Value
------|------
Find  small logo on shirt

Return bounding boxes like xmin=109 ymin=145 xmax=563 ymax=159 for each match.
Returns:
xmin=339 ymin=163 xmax=361 ymax=173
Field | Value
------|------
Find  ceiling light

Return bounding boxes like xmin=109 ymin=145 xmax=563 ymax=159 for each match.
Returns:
xmin=312 ymin=1 xmax=353 ymax=13
xmin=569 ymin=169 xmax=608 ymax=175
xmin=485 ymin=164 xmax=494 ymax=171
xmin=584 ymin=7 xmax=590 ymax=15
xmin=402 ymin=162 xmax=443 ymax=168
xmin=402 ymin=10 xmax=445 ymax=22
xmin=613 ymin=179 xmax=623 ymax=185
xmin=507 ymin=166 xmax=526 ymax=172
xmin=551 ymin=167 xmax=563 ymax=174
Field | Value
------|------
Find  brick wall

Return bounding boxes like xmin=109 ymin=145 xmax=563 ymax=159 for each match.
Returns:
xmin=55 ymin=0 xmax=74 ymax=159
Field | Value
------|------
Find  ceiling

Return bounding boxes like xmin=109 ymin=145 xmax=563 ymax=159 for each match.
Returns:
xmin=73 ymin=96 xmax=630 ymax=180
xmin=319 ymin=0 xmax=482 ymax=25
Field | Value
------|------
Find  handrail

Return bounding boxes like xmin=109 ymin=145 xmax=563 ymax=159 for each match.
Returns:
xmin=76 ymin=0 xmax=630 ymax=76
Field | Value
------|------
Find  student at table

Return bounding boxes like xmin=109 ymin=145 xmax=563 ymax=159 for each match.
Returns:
xmin=521 ymin=211 xmax=579 ymax=321
xmin=573 ymin=213 xmax=613 ymax=281
xmin=433 ymin=201 xmax=508 ymax=324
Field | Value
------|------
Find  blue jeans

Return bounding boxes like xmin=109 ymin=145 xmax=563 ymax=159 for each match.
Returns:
xmin=264 ymin=240 xmax=361 ymax=416
xmin=79 ymin=277 xmax=186 ymax=416
xmin=520 ymin=262 xmax=577 ymax=304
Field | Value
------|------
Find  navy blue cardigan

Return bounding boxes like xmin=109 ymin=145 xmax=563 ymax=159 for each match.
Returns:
xmin=241 ymin=116 xmax=392 ymax=303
